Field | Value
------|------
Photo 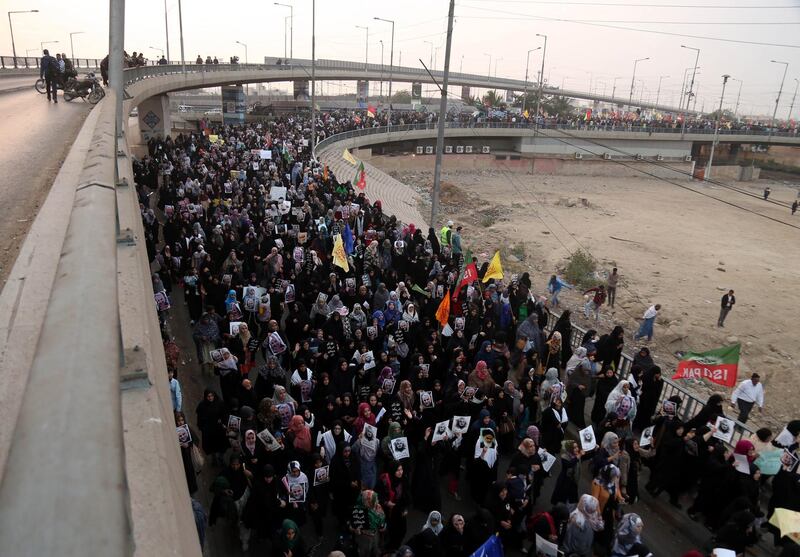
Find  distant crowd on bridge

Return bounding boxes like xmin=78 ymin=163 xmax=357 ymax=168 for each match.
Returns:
xmin=132 ymin=108 xmax=800 ymax=557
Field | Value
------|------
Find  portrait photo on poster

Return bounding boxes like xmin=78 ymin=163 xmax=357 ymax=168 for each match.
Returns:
xmin=390 ymin=437 xmax=411 ymax=460
xmin=314 ymin=465 xmax=330 ymax=486
xmin=451 ymin=416 xmax=470 ymax=435
xmin=176 ymin=424 xmax=192 ymax=444
xmin=579 ymin=425 xmax=597 ymax=451
xmin=432 ymin=420 xmax=451 ymax=443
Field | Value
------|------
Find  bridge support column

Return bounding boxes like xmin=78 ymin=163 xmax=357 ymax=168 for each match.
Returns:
xmin=137 ymin=94 xmax=172 ymax=142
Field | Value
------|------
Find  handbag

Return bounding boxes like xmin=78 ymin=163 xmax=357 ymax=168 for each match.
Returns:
xmin=191 ymin=444 xmax=205 ymax=473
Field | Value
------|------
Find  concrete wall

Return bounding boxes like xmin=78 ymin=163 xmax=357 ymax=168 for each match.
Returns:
xmin=711 ymin=164 xmax=762 ymax=181
xmin=137 ymin=94 xmax=172 ymax=141
xmin=519 ymin=136 xmax=691 ymax=159
xmin=367 ymin=153 xmax=694 ymax=179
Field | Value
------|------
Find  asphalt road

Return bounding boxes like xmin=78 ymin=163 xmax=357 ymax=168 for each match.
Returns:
xmin=0 ymin=87 xmax=92 ymax=286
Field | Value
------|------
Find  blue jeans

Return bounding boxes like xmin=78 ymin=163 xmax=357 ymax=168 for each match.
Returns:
xmin=635 ymin=317 xmax=655 ymax=340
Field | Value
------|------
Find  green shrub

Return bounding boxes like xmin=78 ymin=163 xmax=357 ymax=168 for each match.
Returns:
xmin=564 ymin=250 xmax=597 ymax=288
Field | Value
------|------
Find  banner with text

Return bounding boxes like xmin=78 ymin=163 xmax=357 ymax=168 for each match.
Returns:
xmin=671 ymin=344 xmax=740 ymax=387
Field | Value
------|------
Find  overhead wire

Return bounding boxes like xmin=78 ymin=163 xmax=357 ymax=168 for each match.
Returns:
xmin=460 ymin=0 xmax=800 ymax=8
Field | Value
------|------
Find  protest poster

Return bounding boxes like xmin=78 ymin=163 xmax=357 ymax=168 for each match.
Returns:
xmin=257 ymin=428 xmax=280 ymax=451
xmin=381 ymin=378 xmax=396 ymax=395
xmin=314 ymin=466 xmax=330 ymax=486
xmin=662 ymin=400 xmax=677 ymax=416
xmin=579 ymin=425 xmax=597 ymax=451
xmin=462 ymin=386 xmax=477 ymax=402
xmin=270 ymin=186 xmax=288 ymax=201
xmin=362 ymin=350 xmax=376 ymax=370
xmin=229 ymin=321 xmax=245 ymax=335
xmin=713 ymin=416 xmax=736 ymax=444
xmin=639 ymin=426 xmax=655 ymax=448
xmin=227 ymin=415 xmax=242 ymax=435
xmin=260 ymin=149 xmax=272 ymax=160
xmin=452 ymin=416 xmax=470 ymax=435
xmin=288 ymin=482 xmax=306 ymax=503
xmin=538 ymin=448 xmax=557 ymax=473
xmin=732 ymin=453 xmax=750 ymax=474
xmin=432 ymin=420 xmax=451 ymax=443
xmin=362 ymin=423 xmax=379 ymax=447
xmin=390 ymin=437 xmax=411 ymax=460
xmin=420 ymin=391 xmax=435 ymax=409
xmin=176 ymin=424 xmax=192 ymax=445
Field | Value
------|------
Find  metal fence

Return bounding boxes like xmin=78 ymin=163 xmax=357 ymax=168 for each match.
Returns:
xmin=0 ymin=56 xmax=103 ymax=69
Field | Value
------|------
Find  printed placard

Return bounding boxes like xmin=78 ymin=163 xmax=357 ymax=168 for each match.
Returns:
xmin=313 ymin=466 xmax=330 ymax=485
xmin=451 ymin=416 xmax=470 ymax=435
xmin=210 ymin=349 xmax=224 ymax=363
xmin=432 ymin=420 xmax=451 ymax=443
xmin=579 ymin=425 xmax=597 ymax=451
xmin=713 ymin=416 xmax=735 ymax=444
xmin=662 ymin=400 xmax=677 ymax=416
xmin=288 ymin=482 xmax=306 ymax=503
xmin=535 ymin=533 xmax=559 ymax=557
xmin=362 ymin=350 xmax=376 ymax=370
xmin=367 ymin=326 xmax=378 ymax=340
xmin=538 ymin=448 xmax=557 ymax=473
xmin=154 ymin=291 xmax=171 ymax=311
xmin=270 ymin=186 xmax=288 ymax=201
xmin=381 ymin=378 xmax=396 ymax=395
xmin=362 ymin=423 xmax=379 ymax=446
xmin=300 ymin=379 xmax=313 ymax=403
xmin=420 ymin=391 xmax=435 ymax=409
xmin=732 ymin=453 xmax=750 ymax=474
xmin=177 ymin=424 xmax=192 ymax=445
xmin=257 ymin=428 xmax=280 ymax=451
xmin=639 ymin=426 xmax=655 ymax=448
xmin=462 ymin=386 xmax=477 ymax=402
xmin=455 ymin=317 xmax=465 ymax=331
xmin=389 ymin=437 xmax=411 ymax=460
xmin=229 ymin=321 xmax=245 ymax=335
xmin=227 ymin=415 xmax=242 ymax=436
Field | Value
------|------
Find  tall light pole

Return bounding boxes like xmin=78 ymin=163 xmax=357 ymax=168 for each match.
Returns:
xmin=177 ymin=0 xmax=185 ymax=72
xmin=459 ymin=54 xmax=464 ymax=74
xmin=8 ymin=10 xmax=38 ymax=68
xmin=374 ymin=16 xmax=395 ymax=128
xmin=524 ymin=47 xmax=542 ymax=114
xmin=435 ymin=46 xmax=442 ymax=72
xmin=769 ymin=60 xmax=789 ymax=140
xmin=730 ymin=77 xmax=743 ymax=120
xmin=655 ymin=75 xmax=669 ymax=107
xmin=311 ymin=0 xmax=316 ymax=150
xmin=629 ymin=56 xmax=649 ymax=106
xmin=483 ymin=52 xmax=491 ymax=78
xmin=274 ymin=3 xmax=293 ymax=60
xmin=41 ymin=40 xmax=59 ymax=52
xmin=493 ymin=57 xmax=503 ymax=78
xmin=680 ymin=45 xmax=700 ymax=137
xmin=379 ymin=40 xmax=384 ymax=98
xmin=431 ymin=0 xmax=456 ymax=229
xmin=706 ymin=74 xmax=730 ymax=180
xmin=788 ymin=78 xmax=799 ymax=122
xmin=69 ymin=31 xmax=85 ymax=61
xmin=356 ymin=25 xmax=369 ymax=69
xmin=164 ymin=0 xmax=170 ymax=62
xmin=236 ymin=41 xmax=248 ymax=96
xmin=534 ymin=33 xmax=547 ymax=126
xmin=149 ymin=46 xmax=164 ymax=58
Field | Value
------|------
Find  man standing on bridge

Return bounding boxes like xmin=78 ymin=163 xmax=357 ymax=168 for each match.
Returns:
xmin=40 ymin=49 xmax=59 ymax=103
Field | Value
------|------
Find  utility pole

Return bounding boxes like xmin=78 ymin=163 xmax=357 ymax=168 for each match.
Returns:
xmin=534 ymin=33 xmax=547 ymax=127
xmin=680 ymin=45 xmax=700 ymax=137
xmin=655 ymin=75 xmax=668 ymax=107
xmin=768 ymin=60 xmax=789 ymax=140
xmin=274 ymin=3 xmax=293 ymax=60
xmin=706 ymin=74 xmax=729 ymax=180
xmin=178 ymin=0 xmax=185 ymax=72
xmin=311 ymin=0 xmax=316 ymax=151
xmin=524 ymin=47 xmax=541 ymax=114
xmin=356 ymin=25 xmax=368 ymax=70
xmin=374 ymin=17 xmax=395 ymax=129
xmin=164 ymin=0 xmax=170 ymax=61
xmin=629 ymin=56 xmax=649 ymax=106
xmin=431 ymin=0 xmax=455 ymax=229
xmin=730 ymin=77 xmax=742 ymax=120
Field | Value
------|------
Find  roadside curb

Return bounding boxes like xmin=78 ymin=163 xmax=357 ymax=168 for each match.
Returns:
xmin=0 ymin=85 xmax=33 ymax=96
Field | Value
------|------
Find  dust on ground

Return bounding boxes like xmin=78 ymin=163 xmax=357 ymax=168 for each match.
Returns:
xmin=390 ymin=167 xmax=800 ymax=430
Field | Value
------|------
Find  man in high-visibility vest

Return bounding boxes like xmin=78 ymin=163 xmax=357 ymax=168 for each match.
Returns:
xmin=440 ymin=220 xmax=453 ymax=247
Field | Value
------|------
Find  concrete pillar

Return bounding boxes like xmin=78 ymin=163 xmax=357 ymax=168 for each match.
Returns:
xmin=137 ymin=94 xmax=172 ymax=143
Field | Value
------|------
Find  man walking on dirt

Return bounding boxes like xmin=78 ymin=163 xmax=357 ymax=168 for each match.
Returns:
xmin=718 ymin=289 xmax=735 ymax=327
xmin=731 ymin=373 xmax=764 ymax=423
xmin=606 ymin=267 xmax=619 ymax=308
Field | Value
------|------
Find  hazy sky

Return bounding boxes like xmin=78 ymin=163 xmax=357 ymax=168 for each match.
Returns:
xmin=4 ymin=0 xmax=800 ymax=117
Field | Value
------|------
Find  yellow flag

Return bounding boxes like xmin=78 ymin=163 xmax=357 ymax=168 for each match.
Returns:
xmin=332 ymin=234 xmax=350 ymax=272
xmin=523 ymin=109 xmax=530 ymax=118
xmin=342 ymin=149 xmax=358 ymax=166
xmin=482 ymin=251 xmax=504 ymax=283
xmin=209 ymin=134 xmax=219 ymax=144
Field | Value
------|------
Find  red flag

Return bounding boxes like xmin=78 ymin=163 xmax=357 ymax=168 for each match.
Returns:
xmin=367 ymin=104 xmax=376 ymax=118
xmin=671 ymin=344 xmax=740 ymax=388
xmin=453 ymin=263 xmax=478 ymax=299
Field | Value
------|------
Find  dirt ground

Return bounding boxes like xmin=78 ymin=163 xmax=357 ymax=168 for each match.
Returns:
xmin=388 ymin=166 xmax=800 ymax=430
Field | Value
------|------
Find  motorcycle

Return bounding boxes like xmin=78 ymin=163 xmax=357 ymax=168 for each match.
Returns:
xmin=35 ymin=72 xmax=105 ymax=104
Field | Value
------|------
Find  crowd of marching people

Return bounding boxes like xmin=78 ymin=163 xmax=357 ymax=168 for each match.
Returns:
xmin=134 ymin=109 xmax=800 ymax=557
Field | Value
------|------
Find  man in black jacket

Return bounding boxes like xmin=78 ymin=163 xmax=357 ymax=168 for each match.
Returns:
xmin=718 ymin=289 xmax=736 ymax=327
xmin=40 ymin=49 xmax=59 ymax=103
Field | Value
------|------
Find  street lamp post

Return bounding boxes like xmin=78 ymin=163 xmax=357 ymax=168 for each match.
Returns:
xmin=69 ymin=31 xmax=85 ymax=61
xmin=236 ymin=41 xmax=248 ymax=96
xmin=629 ymin=56 xmax=649 ymax=106
xmin=612 ymin=76 xmax=622 ymax=100
xmin=177 ymin=0 xmax=185 ymax=72
xmin=435 ymin=46 xmax=442 ymax=72
xmin=483 ymin=53 xmax=491 ymax=78
xmin=149 ymin=46 xmax=164 ymax=57
xmin=680 ymin=45 xmax=700 ymax=137
xmin=769 ymin=60 xmax=789 ymax=140
xmin=356 ymin=25 xmax=369 ymax=70
xmin=655 ymin=75 xmax=669 ymax=107
xmin=424 ymin=40 xmax=433 ymax=69
xmin=524 ymin=47 xmax=541 ymax=114
xmin=535 ymin=33 xmax=547 ymax=128
xmin=164 ymin=0 xmax=170 ymax=62
xmin=374 ymin=17 xmax=395 ymax=128
xmin=379 ymin=40 xmax=384 ymax=99
xmin=311 ymin=0 xmax=316 ymax=150
xmin=41 ymin=40 xmax=59 ymax=52
xmin=788 ymin=78 xmax=799 ymax=122
xmin=274 ymin=3 xmax=293 ymax=60
xmin=493 ymin=57 xmax=502 ymax=78
xmin=459 ymin=54 xmax=464 ymax=74
xmin=8 ymin=10 xmax=38 ymax=68
xmin=730 ymin=77 xmax=743 ymax=120
xmin=706 ymin=74 xmax=730 ymax=180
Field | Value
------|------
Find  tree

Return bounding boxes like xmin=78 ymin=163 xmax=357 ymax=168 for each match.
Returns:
xmin=542 ymin=95 xmax=574 ymax=117
xmin=482 ymin=90 xmax=504 ymax=108
xmin=704 ymin=108 xmax=735 ymax=121
xmin=391 ymin=90 xmax=411 ymax=104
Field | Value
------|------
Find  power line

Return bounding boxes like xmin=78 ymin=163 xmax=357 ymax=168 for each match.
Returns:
xmin=463 ymin=0 xmax=800 ymax=8
xmin=456 ymin=4 xmax=800 ymax=48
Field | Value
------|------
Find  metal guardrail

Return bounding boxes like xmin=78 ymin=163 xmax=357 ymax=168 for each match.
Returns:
xmin=0 ymin=56 xmax=103 ymax=70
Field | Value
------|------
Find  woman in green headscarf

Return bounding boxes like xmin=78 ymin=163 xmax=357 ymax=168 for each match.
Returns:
xmin=271 ymin=519 xmax=306 ymax=557
xmin=349 ymin=489 xmax=386 ymax=557
xmin=381 ymin=421 xmax=405 ymax=461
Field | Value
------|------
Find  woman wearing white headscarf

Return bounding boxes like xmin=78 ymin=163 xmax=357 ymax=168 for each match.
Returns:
xmin=604 ymin=381 xmax=637 ymax=422
xmin=563 ymin=494 xmax=605 ymax=556
xmin=565 ymin=346 xmax=588 ymax=377
xmin=421 ymin=510 xmax=443 ymax=535
xmin=611 ymin=513 xmax=644 ymax=557
xmin=402 ymin=302 xmax=420 ymax=323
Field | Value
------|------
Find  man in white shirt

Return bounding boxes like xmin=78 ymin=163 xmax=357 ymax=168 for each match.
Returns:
xmin=633 ymin=303 xmax=661 ymax=342
xmin=731 ymin=373 xmax=764 ymax=423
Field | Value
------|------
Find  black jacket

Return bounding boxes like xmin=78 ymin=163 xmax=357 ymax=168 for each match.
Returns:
xmin=40 ymin=55 xmax=58 ymax=78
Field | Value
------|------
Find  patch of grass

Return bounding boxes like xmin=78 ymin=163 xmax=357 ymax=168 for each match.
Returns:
xmin=564 ymin=250 xmax=597 ymax=288
xmin=480 ymin=213 xmax=497 ymax=227
xmin=509 ymin=242 xmax=526 ymax=261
